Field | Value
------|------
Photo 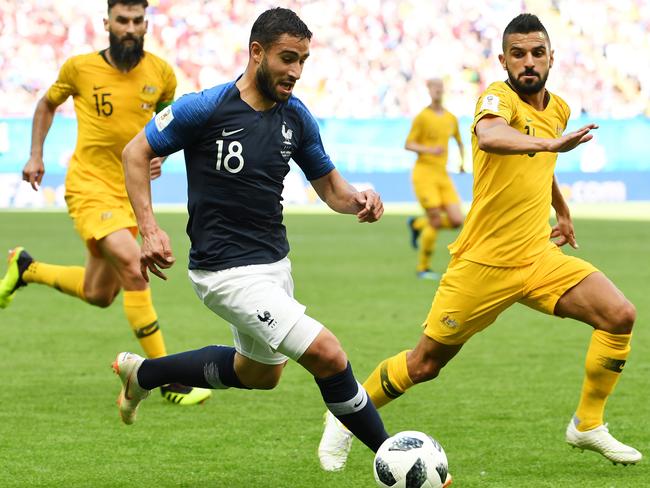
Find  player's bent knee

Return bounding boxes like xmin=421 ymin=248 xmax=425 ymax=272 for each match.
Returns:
xmin=610 ymin=300 xmax=636 ymax=333
xmin=291 ymin=320 xmax=348 ymax=377
xmin=316 ymin=345 xmax=348 ymax=375
xmin=119 ymin=265 xmax=148 ymax=289
xmin=84 ymin=288 xmax=116 ymax=308
xmin=409 ymin=359 xmax=442 ymax=384
xmin=306 ymin=338 xmax=348 ymax=376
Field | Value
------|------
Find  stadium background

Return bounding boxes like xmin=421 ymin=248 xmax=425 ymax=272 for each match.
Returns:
xmin=1 ymin=0 xmax=649 ymax=208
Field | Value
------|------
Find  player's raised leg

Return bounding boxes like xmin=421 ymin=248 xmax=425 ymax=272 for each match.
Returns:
xmin=555 ymin=272 xmax=641 ymax=464
xmin=112 ymin=345 xmax=258 ymax=424
xmin=0 ymin=246 xmax=88 ymax=309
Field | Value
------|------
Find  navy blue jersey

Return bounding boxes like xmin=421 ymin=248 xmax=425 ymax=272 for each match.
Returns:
xmin=145 ymin=80 xmax=335 ymax=271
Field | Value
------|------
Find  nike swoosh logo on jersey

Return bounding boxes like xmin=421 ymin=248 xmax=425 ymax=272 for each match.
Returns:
xmin=222 ymin=128 xmax=244 ymax=136
xmin=93 ymin=85 xmax=107 ymax=90
xmin=353 ymin=399 xmax=363 ymax=408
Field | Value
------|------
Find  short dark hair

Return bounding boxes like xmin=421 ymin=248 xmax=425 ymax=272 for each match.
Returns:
xmin=249 ymin=7 xmax=312 ymax=50
xmin=107 ymin=0 xmax=149 ymax=14
xmin=502 ymin=14 xmax=550 ymax=51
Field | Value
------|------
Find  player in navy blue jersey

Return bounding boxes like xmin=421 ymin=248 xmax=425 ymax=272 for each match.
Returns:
xmin=111 ymin=7 xmax=390 ymax=458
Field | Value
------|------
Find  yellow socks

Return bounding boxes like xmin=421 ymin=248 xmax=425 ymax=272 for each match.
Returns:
xmin=575 ymin=330 xmax=631 ymax=431
xmin=417 ymin=226 xmax=437 ymax=272
xmin=363 ymin=350 xmax=415 ymax=408
xmin=123 ymin=288 xmax=167 ymax=359
xmin=412 ymin=213 xmax=453 ymax=272
xmin=412 ymin=216 xmax=428 ymax=232
xmin=23 ymin=262 xmax=86 ymax=300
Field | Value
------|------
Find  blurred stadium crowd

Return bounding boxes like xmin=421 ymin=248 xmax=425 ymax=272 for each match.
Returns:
xmin=1 ymin=0 xmax=648 ymax=119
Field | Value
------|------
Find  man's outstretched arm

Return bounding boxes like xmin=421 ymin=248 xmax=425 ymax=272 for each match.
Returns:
xmin=475 ymin=115 xmax=597 ymax=155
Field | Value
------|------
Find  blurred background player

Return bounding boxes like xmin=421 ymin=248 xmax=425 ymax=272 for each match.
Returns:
xmin=111 ymin=6 xmax=394 ymax=464
xmin=0 ymin=0 xmax=210 ymax=405
xmin=319 ymin=13 xmax=641 ymax=470
xmin=405 ymin=78 xmax=465 ymax=280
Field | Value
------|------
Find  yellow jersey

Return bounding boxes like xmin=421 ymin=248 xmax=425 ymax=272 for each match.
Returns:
xmin=46 ymin=51 xmax=176 ymax=199
xmin=448 ymin=81 xmax=570 ymax=267
xmin=406 ymin=107 xmax=460 ymax=173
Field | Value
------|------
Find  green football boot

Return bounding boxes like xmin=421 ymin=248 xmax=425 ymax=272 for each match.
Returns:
xmin=0 ymin=247 xmax=33 ymax=309
xmin=160 ymin=383 xmax=212 ymax=405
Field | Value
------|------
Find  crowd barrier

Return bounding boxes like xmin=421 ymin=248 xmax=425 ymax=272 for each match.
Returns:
xmin=1 ymin=116 xmax=648 ymax=208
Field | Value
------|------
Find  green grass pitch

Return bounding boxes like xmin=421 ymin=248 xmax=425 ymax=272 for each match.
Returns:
xmin=0 ymin=211 xmax=648 ymax=487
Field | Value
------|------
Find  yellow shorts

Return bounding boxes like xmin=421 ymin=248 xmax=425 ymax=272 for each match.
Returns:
xmin=412 ymin=165 xmax=460 ymax=209
xmin=65 ymin=193 xmax=138 ymax=257
xmin=423 ymin=243 xmax=599 ymax=345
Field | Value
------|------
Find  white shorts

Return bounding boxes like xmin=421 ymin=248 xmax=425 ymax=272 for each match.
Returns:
xmin=189 ymin=257 xmax=320 ymax=365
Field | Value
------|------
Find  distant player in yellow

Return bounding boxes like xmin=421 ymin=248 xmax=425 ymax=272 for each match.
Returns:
xmin=0 ymin=0 xmax=210 ymax=406
xmin=319 ymin=13 xmax=641 ymax=470
xmin=405 ymin=78 xmax=465 ymax=280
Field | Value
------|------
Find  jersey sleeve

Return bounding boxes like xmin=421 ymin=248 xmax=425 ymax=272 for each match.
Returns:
xmin=471 ymin=83 xmax=516 ymax=133
xmin=145 ymin=90 xmax=214 ymax=156
xmin=405 ymin=113 xmax=423 ymax=144
xmin=291 ymin=100 xmax=335 ymax=181
xmin=45 ymin=57 xmax=77 ymax=106
xmin=156 ymin=62 xmax=177 ymax=112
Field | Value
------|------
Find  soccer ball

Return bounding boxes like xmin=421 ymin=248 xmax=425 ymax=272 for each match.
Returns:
xmin=373 ymin=431 xmax=449 ymax=488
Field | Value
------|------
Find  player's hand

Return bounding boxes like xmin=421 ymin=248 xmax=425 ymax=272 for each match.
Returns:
xmin=22 ymin=157 xmax=45 ymax=191
xmin=354 ymin=189 xmax=384 ymax=223
xmin=140 ymin=227 xmax=175 ymax=281
xmin=430 ymin=146 xmax=444 ymax=156
xmin=551 ymin=216 xmax=578 ymax=249
xmin=549 ymin=124 xmax=598 ymax=153
xmin=150 ymin=157 xmax=165 ymax=180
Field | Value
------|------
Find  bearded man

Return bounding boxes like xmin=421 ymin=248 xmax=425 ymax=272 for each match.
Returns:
xmin=1 ymin=0 xmax=211 ymax=406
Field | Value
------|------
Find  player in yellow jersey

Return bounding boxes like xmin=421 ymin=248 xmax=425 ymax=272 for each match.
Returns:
xmin=319 ymin=13 xmax=641 ymax=470
xmin=405 ymin=79 xmax=465 ymax=280
xmin=0 ymin=0 xmax=210 ymax=406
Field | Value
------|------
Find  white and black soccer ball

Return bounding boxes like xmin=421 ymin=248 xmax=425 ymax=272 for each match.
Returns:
xmin=373 ymin=431 xmax=448 ymax=488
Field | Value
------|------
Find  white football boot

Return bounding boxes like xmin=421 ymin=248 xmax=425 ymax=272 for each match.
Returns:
xmin=318 ymin=411 xmax=354 ymax=471
xmin=566 ymin=416 xmax=642 ymax=465
xmin=112 ymin=352 xmax=150 ymax=425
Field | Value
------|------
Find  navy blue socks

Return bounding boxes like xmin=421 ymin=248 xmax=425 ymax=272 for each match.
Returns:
xmin=315 ymin=362 xmax=389 ymax=452
xmin=137 ymin=345 xmax=248 ymax=390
